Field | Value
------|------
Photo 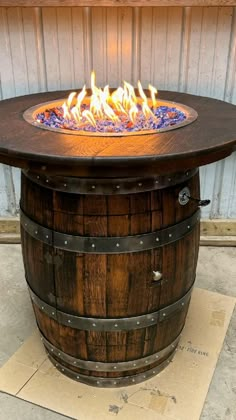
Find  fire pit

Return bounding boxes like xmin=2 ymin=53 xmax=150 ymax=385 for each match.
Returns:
xmin=0 ymin=89 xmax=236 ymax=388
xmin=23 ymin=73 xmax=197 ymax=136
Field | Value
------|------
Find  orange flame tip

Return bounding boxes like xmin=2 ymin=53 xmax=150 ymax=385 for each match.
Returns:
xmin=148 ymin=84 xmax=158 ymax=108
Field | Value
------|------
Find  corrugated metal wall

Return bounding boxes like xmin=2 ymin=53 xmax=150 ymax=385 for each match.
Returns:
xmin=0 ymin=6 xmax=236 ymax=218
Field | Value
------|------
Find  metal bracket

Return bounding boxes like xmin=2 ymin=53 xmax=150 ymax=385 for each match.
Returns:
xmin=48 ymin=352 xmax=175 ymax=388
xmin=28 ymin=281 xmax=194 ymax=331
xmin=41 ymin=331 xmax=181 ymax=372
xmin=23 ymin=168 xmax=198 ymax=195
xmin=20 ymin=208 xmax=200 ymax=254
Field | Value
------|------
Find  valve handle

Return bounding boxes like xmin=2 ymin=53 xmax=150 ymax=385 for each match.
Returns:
xmin=178 ymin=187 xmax=211 ymax=207
xmin=186 ymin=195 xmax=211 ymax=207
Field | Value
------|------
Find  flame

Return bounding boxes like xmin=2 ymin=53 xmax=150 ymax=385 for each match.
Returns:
xmin=142 ymin=101 xmax=154 ymax=119
xmin=111 ymin=87 xmax=127 ymax=114
xmin=129 ymin=104 xmax=139 ymax=123
xmin=149 ymin=84 xmax=158 ymax=109
xmin=71 ymin=106 xmax=81 ymax=122
xmin=62 ymin=102 xmax=71 ymax=120
xmin=138 ymin=81 xmax=154 ymax=118
xmin=137 ymin=81 xmax=147 ymax=102
xmin=76 ymin=85 xmax=87 ymax=109
xmin=90 ymin=95 xmax=103 ymax=119
xmin=82 ymin=110 xmax=96 ymax=127
xmin=67 ymin=91 xmax=77 ymax=108
xmin=123 ymin=81 xmax=137 ymax=111
xmin=62 ymin=71 xmax=158 ymax=128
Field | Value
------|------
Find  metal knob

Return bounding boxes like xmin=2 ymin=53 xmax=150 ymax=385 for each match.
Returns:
xmin=152 ymin=271 xmax=162 ymax=282
xmin=179 ymin=187 xmax=211 ymax=207
xmin=178 ymin=187 xmax=190 ymax=205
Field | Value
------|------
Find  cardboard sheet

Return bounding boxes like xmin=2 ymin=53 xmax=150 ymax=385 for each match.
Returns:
xmin=0 ymin=288 xmax=235 ymax=420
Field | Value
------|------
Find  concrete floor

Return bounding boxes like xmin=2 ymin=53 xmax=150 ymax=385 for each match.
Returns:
xmin=0 ymin=245 xmax=235 ymax=420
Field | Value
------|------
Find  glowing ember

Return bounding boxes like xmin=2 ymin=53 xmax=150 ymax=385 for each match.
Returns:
xmin=35 ymin=72 xmax=186 ymax=134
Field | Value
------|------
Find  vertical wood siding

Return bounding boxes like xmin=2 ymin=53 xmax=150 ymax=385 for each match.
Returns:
xmin=0 ymin=6 xmax=235 ymax=218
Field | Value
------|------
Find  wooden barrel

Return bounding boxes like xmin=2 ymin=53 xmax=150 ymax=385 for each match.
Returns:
xmin=20 ymin=169 xmax=200 ymax=387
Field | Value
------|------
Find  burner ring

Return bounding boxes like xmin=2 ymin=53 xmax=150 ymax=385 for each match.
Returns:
xmin=23 ymin=97 xmax=198 ymax=137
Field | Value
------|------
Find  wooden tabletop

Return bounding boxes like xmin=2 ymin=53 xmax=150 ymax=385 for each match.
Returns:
xmin=0 ymin=90 xmax=236 ymax=177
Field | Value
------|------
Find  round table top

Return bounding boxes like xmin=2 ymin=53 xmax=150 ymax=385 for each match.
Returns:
xmin=0 ymin=90 xmax=236 ymax=177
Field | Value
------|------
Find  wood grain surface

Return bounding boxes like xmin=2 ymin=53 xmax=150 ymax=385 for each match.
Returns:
xmin=0 ymin=91 xmax=236 ymax=176
xmin=0 ymin=1 xmax=236 ymax=6
xmin=21 ymin=171 xmax=200 ymax=377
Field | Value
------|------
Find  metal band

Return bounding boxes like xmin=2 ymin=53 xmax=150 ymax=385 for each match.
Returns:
xmin=48 ymin=352 xmax=175 ymax=388
xmin=41 ymin=331 xmax=180 ymax=372
xmin=20 ymin=209 xmax=200 ymax=254
xmin=29 ymin=282 xmax=194 ymax=331
xmin=23 ymin=168 xmax=198 ymax=195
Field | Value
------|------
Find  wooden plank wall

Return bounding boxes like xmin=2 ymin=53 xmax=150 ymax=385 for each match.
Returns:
xmin=0 ymin=6 xmax=236 ymax=218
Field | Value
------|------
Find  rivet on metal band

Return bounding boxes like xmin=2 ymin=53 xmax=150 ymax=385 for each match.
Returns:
xmin=28 ymin=281 xmax=194 ymax=331
xmin=41 ymin=330 xmax=180 ymax=372
xmin=48 ymin=351 xmax=175 ymax=388
xmin=23 ymin=168 xmax=198 ymax=195
xmin=20 ymin=209 xmax=200 ymax=254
